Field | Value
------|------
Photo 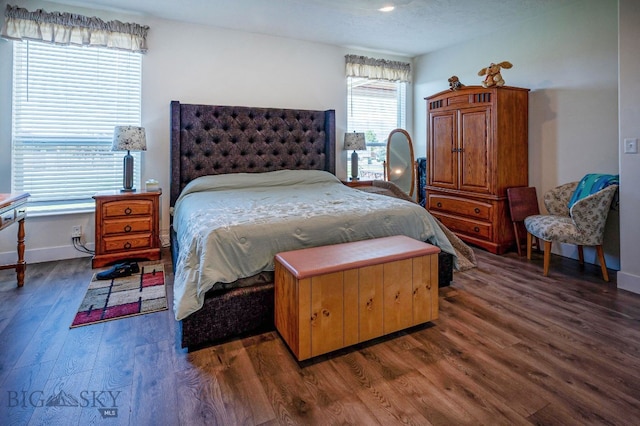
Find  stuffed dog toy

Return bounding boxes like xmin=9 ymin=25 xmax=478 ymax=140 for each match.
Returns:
xmin=478 ymin=61 xmax=512 ymax=87
xmin=448 ymin=75 xmax=464 ymax=91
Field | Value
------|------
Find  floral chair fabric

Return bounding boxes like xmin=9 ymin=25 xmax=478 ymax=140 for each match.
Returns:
xmin=524 ymin=183 xmax=618 ymax=246
xmin=543 ymin=182 xmax=577 ymax=217
xmin=524 ymin=182 xmax=618 ymax=281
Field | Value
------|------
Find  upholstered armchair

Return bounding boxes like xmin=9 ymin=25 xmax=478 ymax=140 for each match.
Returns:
xmin=524 ymin=182 xmax=618 ymax=281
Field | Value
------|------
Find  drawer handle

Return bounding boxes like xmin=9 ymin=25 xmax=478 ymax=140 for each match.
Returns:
xmin=437 ymin=202 xmax=442 ymax=208
xmin=474 ymin=208 xmax=480 ymax=214
xmin=474 ymin=227 xmax=480 ymax=233
xmin=124 ymin=207 xmax=132 ymax=215
xmin=124 ymin=242 xmax=132 ymax=249
xmin=124 ymin=225 xmax=132 ymax=233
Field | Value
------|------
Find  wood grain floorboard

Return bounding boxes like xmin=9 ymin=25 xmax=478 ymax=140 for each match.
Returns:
xmin=1 ymin=248 xmax=640 ymax=425
xmin=129 ymin=339 xmax=180 ymax=425
xmin=49 ymin=321 xmax=105 ymax=380
xmin=27 ymin=369 xmax=92 ymax=426
xmin=0 ymin=360 xmax=55 ymax=426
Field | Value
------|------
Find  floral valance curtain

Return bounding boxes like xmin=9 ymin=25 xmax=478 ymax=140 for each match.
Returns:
xmin=1 ymin=4 xmax=149 ymax=53
xmin=345 ymin=54 xmax=411 ymax=83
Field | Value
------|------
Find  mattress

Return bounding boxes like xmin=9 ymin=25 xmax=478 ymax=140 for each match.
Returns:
xmin=172 ymin=169 xmax=456 ymax=320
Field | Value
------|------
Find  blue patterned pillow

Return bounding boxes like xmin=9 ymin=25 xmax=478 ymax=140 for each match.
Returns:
xmin=568 ymin=173 xmax=619 ymax=208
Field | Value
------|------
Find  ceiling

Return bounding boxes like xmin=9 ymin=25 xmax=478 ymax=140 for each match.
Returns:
xmin=55 ymin=0 xmax=577 ymax=57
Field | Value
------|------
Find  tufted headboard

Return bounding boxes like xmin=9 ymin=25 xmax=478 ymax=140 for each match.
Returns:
xmin=170 ymin=101 xmax=336 ymax=206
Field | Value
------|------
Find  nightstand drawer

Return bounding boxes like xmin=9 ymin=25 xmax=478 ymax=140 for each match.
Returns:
xmin=103 ymin=217 xmax=152 ymax=236
xmin=102 ymin=234 xmax=153 ymax=253
xmin=428 ymin=194 xmax=492 ymax=221
xmin=102 ymin=199 xmax=153 ymax=218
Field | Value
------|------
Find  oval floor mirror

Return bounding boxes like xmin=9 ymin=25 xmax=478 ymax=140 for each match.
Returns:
xmin=385 ymin=128 xmax=415 ymax=197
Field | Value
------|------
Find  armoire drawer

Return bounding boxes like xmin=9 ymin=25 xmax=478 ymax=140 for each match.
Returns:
xmin=431 ymin=212 xmax=492 ymax=240
xmin=428 ymin=194 xmax=492 ymax=221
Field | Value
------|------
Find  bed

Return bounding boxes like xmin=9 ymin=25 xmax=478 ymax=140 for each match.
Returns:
xmin=170 ymin=101 xmax=455 ymax=350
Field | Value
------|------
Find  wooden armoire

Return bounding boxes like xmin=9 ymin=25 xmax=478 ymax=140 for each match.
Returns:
xmin=425 ymin=85 xmax=529 ymax=254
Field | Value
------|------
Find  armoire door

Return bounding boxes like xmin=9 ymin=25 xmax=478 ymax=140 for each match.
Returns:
xmin=428 ymin=110 xmax=457 ymax=190
xmin=458 ymin=106 xmax=491 ymax=194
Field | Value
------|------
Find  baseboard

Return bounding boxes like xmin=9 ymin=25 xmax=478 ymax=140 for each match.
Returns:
xmin=0 ymin=232 xmax=169 ymax=266
xmin=617 ymin=270 xmax=640 ymax=295
xmin=554 ymin=243 xmax=621 ymax=270
xmin=0 ymin=243 xmax=94 ymax=265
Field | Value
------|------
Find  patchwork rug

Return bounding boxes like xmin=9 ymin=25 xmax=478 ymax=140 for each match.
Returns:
xmin=71 ymin=263 xmax=167 ymax=327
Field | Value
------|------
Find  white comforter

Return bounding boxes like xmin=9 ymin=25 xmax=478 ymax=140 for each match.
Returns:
xmin=172 ymin=170 xmax=455 ymax=320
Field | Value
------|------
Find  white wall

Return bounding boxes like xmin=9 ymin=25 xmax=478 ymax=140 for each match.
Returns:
xmin=617 ymin=0 xmax=640 ymax=294
xmin=413 ymin=0 xmax=621 ymax=269
xmin=0 ymin=0 xmax=412 ymax=264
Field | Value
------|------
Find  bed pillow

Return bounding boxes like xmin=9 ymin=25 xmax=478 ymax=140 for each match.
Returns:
xmin=177 ymin=169 xmax=340 ymax=202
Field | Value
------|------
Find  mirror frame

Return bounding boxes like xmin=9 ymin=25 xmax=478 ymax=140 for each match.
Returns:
xmin=385 ymin=128 xmax=415 ymax=197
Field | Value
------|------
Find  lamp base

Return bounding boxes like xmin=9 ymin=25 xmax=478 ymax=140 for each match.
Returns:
xmin=121 ymin=151 xmax=136 ymax=193
xmin=350 ymin=150 xmax=359 ymax=180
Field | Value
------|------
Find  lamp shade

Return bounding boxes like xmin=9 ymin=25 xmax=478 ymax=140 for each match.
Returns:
xmin=112 ymin=126 xmax=147 ymax=151
xmin=343 ymin=132 xmax=366 ymax=151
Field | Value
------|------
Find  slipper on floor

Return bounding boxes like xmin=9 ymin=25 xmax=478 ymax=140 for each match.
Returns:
xmin=96 ymin=262 xmax=139 ymax=280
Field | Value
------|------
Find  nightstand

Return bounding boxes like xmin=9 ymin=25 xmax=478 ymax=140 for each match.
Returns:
xmin=92 ymin=190 xmax=161 ymax=268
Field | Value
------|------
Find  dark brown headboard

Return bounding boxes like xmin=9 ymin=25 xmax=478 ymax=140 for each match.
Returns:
xmin=170 ymin=101 xmax=336 ymax=206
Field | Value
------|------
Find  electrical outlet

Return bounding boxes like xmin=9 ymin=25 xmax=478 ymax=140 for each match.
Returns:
xmin=72 ymin=225 xmax=82 ymax=238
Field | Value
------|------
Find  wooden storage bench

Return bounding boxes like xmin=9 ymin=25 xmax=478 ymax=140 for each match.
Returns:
xmin=274 ymin=235 xmax=440 ymax=361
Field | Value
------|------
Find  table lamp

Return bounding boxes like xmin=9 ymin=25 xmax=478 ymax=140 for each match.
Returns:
xmin=112 ymin=126 xmax=147 ymax=192
xmin=344 ymin=132 xmax=366 ymax=180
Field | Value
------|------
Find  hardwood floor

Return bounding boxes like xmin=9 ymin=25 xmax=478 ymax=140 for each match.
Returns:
xmin=1 ymin=247 xmax=640 ymax=425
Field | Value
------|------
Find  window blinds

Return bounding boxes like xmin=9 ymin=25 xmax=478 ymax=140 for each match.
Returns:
xmin=347 ymin=77 xmax=406 ymax=144
xmin=11 ymin=41 xmax=142 ymax=209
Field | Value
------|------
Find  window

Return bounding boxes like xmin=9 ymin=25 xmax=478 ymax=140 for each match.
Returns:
xmin=346 ymin=77 xmax=406 ymax=180
xmin=11 ymin=41 xmax=142 ymax=213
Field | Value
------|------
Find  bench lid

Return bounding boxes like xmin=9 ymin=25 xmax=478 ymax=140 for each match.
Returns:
xmin=275 ymin=235 xmax=440 ymax=279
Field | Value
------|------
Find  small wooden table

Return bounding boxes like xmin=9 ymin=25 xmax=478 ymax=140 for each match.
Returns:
xmin=0 ymin=193 xmax=30 ymax=287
